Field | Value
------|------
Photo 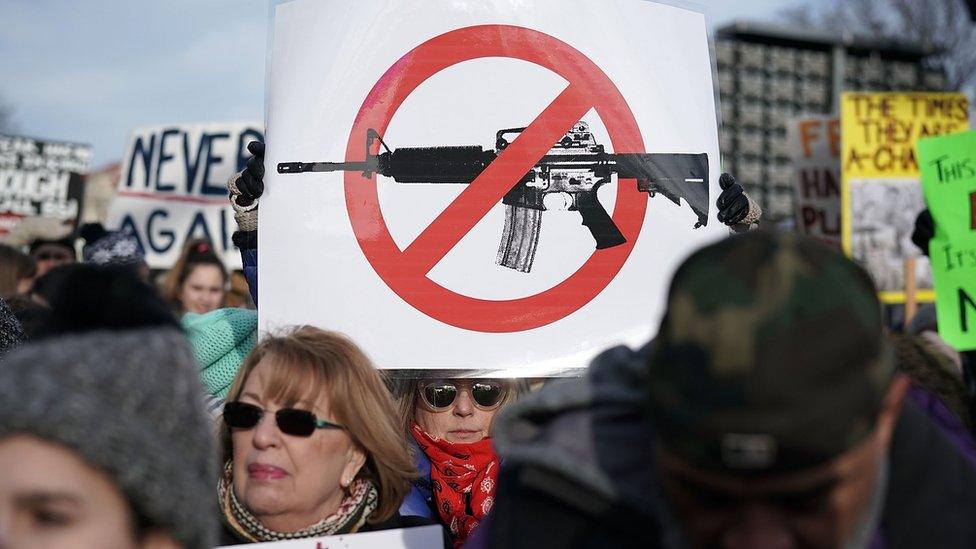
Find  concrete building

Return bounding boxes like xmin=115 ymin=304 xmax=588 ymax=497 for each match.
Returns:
xmin=713 ymin=21 xmax=947 ymax=222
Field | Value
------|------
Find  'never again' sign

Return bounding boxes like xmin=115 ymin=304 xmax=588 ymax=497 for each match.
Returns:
xmin=107 ymin=122 xmax=264 ymax=269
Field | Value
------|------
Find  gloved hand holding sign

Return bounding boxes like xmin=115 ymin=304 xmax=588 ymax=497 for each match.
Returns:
xmin=227 ymin=141 xmax=265 ymax=233
xmin=716 ymin=172 xmax=762 ymax=231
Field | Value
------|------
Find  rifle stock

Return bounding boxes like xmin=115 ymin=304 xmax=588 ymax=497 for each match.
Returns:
xmin=614 ymin=153 xmax=709 ymax=227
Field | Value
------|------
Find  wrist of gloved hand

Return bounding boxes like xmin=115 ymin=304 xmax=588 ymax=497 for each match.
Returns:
xmin=728 ymin=194 xmax=762 ymax=233
xmin=228 ymin=170 xmax=259 ymax=232
xmin=227 ymin=141 xmax=265 ymax=234
xmin=716 ymin=173 xmax=761 ymax=232
xmin=232 ymin=228 xmax=257 ymax=251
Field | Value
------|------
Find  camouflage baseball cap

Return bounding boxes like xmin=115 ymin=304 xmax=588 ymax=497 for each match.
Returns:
xmin=646 ymin=230 xmax=894 ymax=475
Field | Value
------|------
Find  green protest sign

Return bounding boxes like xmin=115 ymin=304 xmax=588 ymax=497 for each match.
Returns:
xmin=918 ymin=130 xmax=976 ymax=351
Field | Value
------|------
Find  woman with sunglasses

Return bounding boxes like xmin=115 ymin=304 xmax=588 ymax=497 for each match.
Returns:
xmin=393 ymin=377 xmax=521 ymax=547
xmin=219 ymin=326 xmax=440 ymax=544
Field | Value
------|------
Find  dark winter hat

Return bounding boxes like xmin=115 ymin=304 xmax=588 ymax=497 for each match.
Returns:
xmin=79 ymin=223 xmax=145 ymax=266
xmin=646 ymin=230 xmax=894 ymax=475
xmin=0 ymin=329 xmax=217 ymax=548
xmin=31 ymin=264 xmax=177 ymax=339
xmin=28 ymin=236 xmax=75 ymax=257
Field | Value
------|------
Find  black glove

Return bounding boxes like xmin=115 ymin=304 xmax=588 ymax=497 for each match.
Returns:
xmin=236 ymin=141 xmax=265 ymax=205
xmin=716 ymin=172 xmax=749 ymax=225
xmin=911 ymin=209 xmax=934 ymax=257
xmin=228 ymin=141 xmax=265 ymax=233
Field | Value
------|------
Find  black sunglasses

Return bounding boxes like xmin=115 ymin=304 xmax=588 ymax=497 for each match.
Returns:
xmin=223 ymin=401 xmax=344 ymax=437
xmin=419 ymin=380 xmax=507 ymax=411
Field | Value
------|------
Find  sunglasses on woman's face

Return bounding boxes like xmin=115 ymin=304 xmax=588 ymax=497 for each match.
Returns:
xmin=419 ymin=380 xmax=507 ymax=411
xmin=223 ymin=401 xmax=344 ymax=437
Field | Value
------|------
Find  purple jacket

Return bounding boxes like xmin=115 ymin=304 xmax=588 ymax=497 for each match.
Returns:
xmin=907 ymin=384 xmax=976 ymax=467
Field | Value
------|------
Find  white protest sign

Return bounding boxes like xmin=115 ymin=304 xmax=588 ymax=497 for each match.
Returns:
xmin=787 ymin=117 xmax=840 ymax=248
xmin=0 ymin=134 xmax=91 ymax=235
xmin=262 ymin=0 xmax=724 ymax=372
xmin=214 ymin=524 xmax=443 ymax=549
xmin=106 ymin=122 xmax=264 ymax=270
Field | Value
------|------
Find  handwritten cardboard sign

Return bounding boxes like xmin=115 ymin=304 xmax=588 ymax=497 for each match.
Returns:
xmin=842 ymin=92 xmax=968 ymax=179
xmin=788 ymin=116 xmax=840 ymax=247
xmin=0 ymin=134 xmax=91 ymax=235
xmin=918 ymin=130 xmax=976 ymax=351
xmin=841 ymin=92 xmax=969 ymax=302
xmin=106 ymin=122 xmax=263 ymax=269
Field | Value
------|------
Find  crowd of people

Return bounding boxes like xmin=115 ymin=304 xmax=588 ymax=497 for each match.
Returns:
xmin=0 ymin=142 xmax=974 ymax=549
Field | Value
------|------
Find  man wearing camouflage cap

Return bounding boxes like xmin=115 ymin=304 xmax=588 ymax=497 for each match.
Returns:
xmin=484 ymin=230 xmax=976 ymax=548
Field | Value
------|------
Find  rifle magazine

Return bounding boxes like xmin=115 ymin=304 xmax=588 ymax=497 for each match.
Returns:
xmin=496 ymin=205 xmax=542 ymax=273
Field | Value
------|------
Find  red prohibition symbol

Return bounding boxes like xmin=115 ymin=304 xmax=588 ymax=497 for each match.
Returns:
xmin=344 ymin=24 xmax=649 ymax=333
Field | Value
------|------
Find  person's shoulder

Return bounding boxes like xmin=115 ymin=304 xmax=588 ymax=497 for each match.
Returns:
xmin=883 ymin=399 xmax=976 ymax=546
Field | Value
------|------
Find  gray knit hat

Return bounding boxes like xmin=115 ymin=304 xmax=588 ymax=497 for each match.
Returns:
xmin=0 ymin=296 xmax=26 ymax=357
xmin=0 ymin=328 xmax=216 ymax=548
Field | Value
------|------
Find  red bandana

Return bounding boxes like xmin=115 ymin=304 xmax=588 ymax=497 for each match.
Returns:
xmin=411 ymin=424 xmax=499 ymax=547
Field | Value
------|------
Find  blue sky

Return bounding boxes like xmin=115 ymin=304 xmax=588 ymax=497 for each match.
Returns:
xmin=0 ymin=0 xmax=802 ymax=166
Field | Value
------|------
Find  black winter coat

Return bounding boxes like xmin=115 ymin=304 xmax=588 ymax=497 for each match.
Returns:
xmin=484 ymin=344 xmax=976 ymax=549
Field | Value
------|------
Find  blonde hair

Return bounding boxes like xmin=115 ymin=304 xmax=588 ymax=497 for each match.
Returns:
xmin=222 ymin=327 xmax=416 ymax=523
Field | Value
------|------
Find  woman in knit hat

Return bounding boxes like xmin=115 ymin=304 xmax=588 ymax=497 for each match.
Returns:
xmin=0 ymin=328 xmax=216 ymax=548
xmin=218 ymin=326 xmax=441 ymax=544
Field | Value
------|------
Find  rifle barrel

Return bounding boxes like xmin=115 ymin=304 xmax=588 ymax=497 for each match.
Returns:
xmin=277 ymin=161 xmax=368 ymax=174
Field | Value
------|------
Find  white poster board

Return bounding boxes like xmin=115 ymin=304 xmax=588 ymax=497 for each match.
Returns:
xmin=0 ymin=134 xmax=91 ymax=236
xmin=262 ymin=0 xmax=724 ymax=372
xmin=214 ymin=524 xmax=443 ymax=549
xmin=787 ymin=117 xmax=840 ymax=248
xmin=106 ymin=122 xmax=264 ymax=270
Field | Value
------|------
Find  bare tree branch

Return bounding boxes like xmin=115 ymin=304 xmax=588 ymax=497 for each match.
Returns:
xmin=779 ymin=4 xmax=818 ymax=27
xmin=779 ymin=0 xmax=976 ymax=95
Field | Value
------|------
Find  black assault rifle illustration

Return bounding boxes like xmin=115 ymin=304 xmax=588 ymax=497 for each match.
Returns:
xmin=278 ymin=122 xmax=708 ymax=273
